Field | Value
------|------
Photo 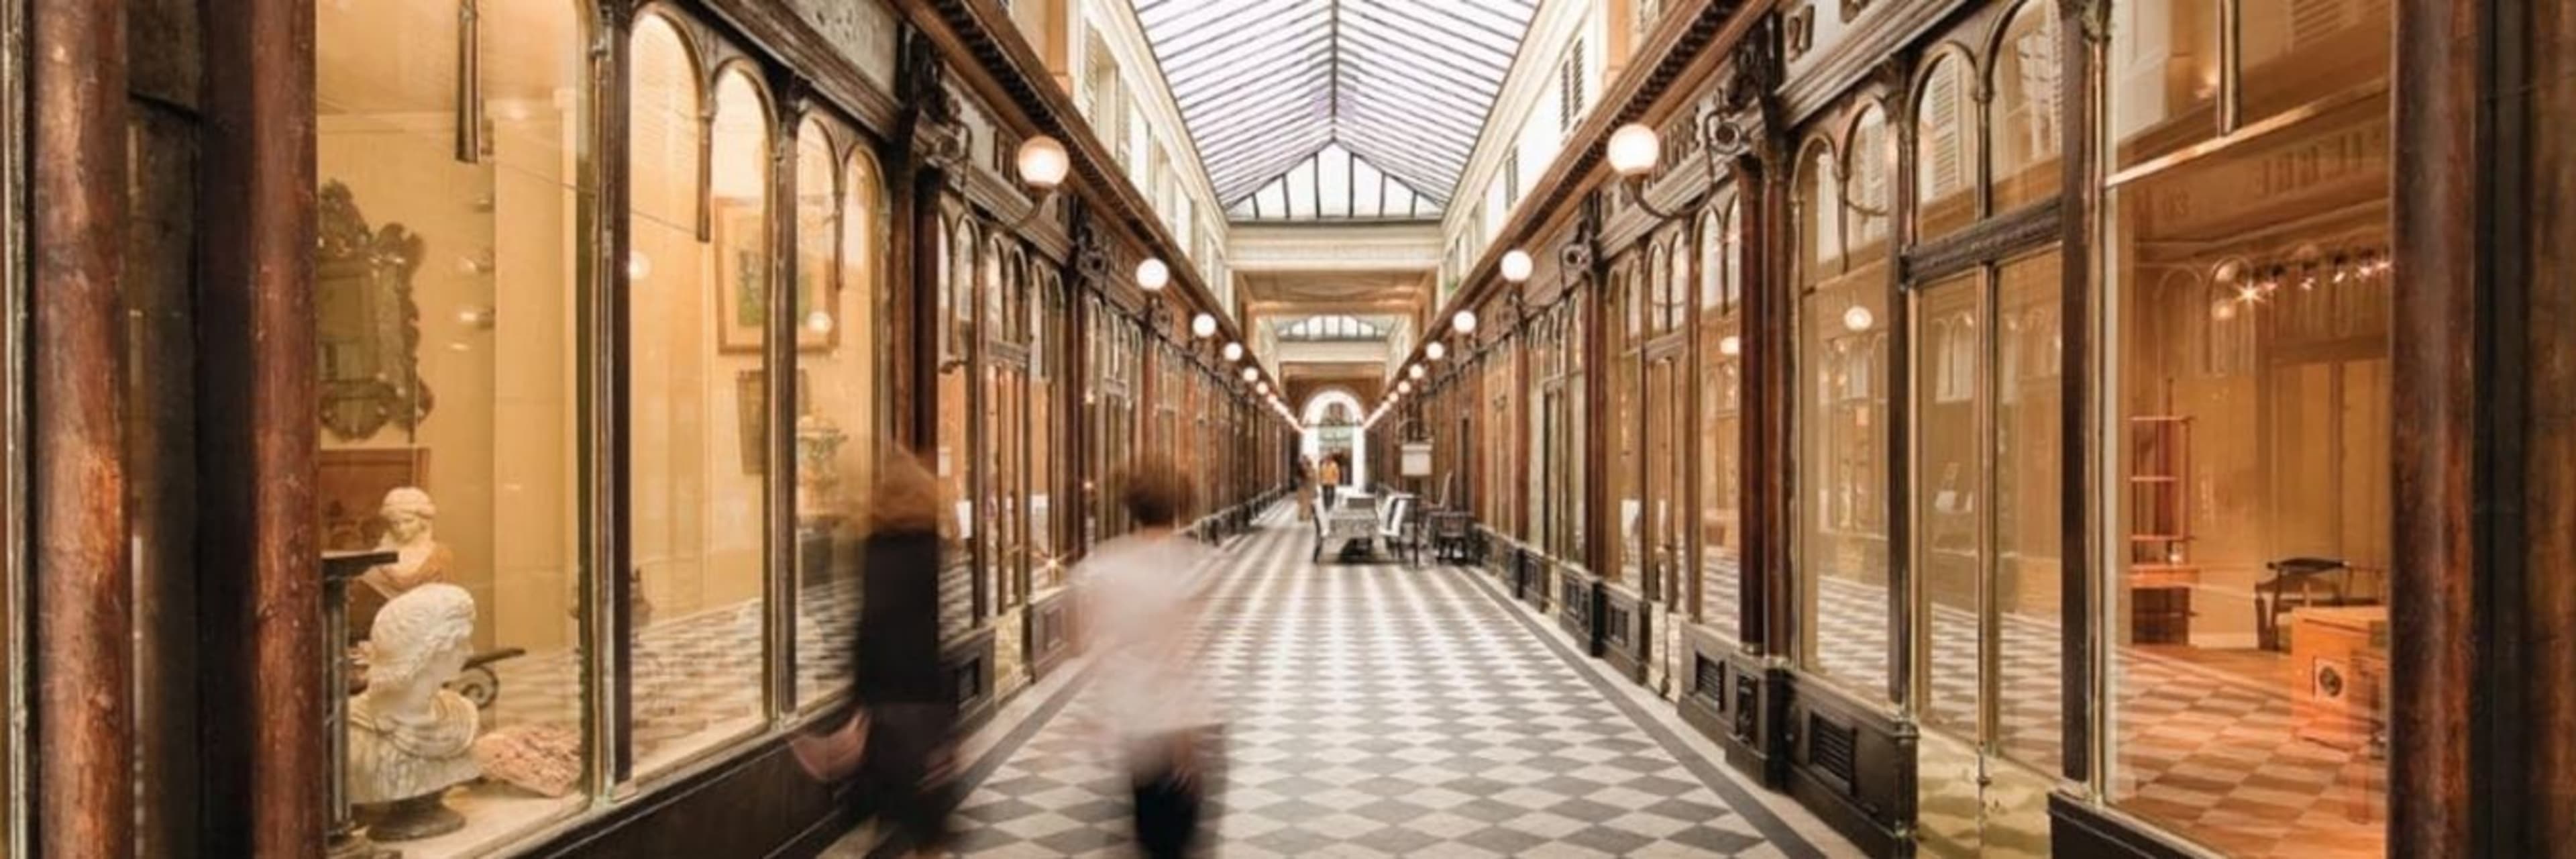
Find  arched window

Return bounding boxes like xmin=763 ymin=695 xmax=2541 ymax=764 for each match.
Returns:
xmin=1990 ymin=1 xmax=2063 ymax=211
xmin=1798 ymin=142 xmax=1846 ymax=285
xmin=1915 ymin=52 xmax=1978 ymax=239
xmin=1845 ymin=105 xmax=1893 ymax=256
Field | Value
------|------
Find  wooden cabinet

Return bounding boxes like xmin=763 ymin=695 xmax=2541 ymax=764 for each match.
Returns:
xmin=2292 ymin=606 xmax=2388 ymax=750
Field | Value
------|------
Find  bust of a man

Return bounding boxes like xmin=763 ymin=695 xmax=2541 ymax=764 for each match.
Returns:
xmin=348 ymin=583 xmax=482 ymax=840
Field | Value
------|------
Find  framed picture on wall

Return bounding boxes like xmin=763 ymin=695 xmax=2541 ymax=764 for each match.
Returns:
xmin=717 ymin=203 xmax=838 ymax=353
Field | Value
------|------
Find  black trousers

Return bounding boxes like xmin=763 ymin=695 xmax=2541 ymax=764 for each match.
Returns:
xmin=1130 ymin=767 xmax=1201 ymax=859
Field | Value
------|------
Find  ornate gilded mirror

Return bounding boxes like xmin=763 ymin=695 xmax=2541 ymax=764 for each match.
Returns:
xmin=316 ymin=180 xmax=433 ymax=440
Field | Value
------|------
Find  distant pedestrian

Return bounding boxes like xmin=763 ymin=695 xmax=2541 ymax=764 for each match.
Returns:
xmin=1318 ymin=454 xmax=1344 ymax=512
xmin=1078 ymin=456 xmax=1222 ymax=859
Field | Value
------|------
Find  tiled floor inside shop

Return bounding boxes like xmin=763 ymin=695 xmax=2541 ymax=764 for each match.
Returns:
xmin=827 ymin=508 xmax=1853 ymax=858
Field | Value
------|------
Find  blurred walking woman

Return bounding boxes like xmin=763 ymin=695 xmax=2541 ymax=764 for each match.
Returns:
xmin=849 ymin=455 xmax=959 ymax=857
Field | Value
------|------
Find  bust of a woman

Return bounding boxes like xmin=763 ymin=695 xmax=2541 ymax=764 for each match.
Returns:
xmin=349 ymin=583 xmax=481 ymax=840
xmin=366 ymin=486 xmax=451 ymax=594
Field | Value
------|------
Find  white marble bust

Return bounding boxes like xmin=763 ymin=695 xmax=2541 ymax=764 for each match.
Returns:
xmin=364 ymin=486 xmax=451 ymax=597
xmin=348 ymin=583 xmax=481 ymax=837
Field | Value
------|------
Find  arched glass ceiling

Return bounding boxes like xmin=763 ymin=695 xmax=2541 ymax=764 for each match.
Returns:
xmin=1225 ymin=144 xmax=1438 ymax=221
xmin=1132 ymin=0 xmax=1539 ymax=209
xmin=1278 ymin=314 xmax=1391 ymax=342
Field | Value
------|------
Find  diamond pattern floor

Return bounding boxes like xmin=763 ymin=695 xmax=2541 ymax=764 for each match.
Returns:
xmin=835 ymin=512 xmax=1849 ymax=858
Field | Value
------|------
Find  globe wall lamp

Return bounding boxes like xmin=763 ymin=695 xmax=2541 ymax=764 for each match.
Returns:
xmin=1136 ymin=258 xmax=1171 ymax=293
xmin=1222 ymin=342 xmax=1244 ymax=362
xmin=1009 ymin=136 xmax=1071 ymax=228
xmin=1191 ymin=312 xmax=1218 ymax=339
xmin=1424 ymin=341 xmax=1447 ymax=362
xmin=1606 ymin=117 xmax=1737 ymax=223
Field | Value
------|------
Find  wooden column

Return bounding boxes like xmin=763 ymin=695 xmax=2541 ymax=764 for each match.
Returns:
xmin=2391 ymin=0 xmax=2576 ymax=854
xmin=196 ymin=0 xmax=317 ymax=850
xmin=2055 ymin=0 xmax=2108 ymax=784
xmin=30 ymin=0 xmax=132 ymax=851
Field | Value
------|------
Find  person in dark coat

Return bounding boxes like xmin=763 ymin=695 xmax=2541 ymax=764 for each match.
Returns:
xmin=847 ymin=455 xmax=959 ymax=858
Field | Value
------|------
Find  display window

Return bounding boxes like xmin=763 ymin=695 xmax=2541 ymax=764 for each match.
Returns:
xmin=1988 ymin=1 xmax=2064 ymax=213
xmin=624 ymin=39 xmax=777 ymax=777
xmin=1915 ymin=52 xmax=1978 ymax=241
xmin=1031 ymin=275 xmax=1065 ymax=590
xmin=790 ymin=124 xmax=886 ymax=713
xmin=2104 ymin=1 xmax=2393 ymax=853
xmin=317 ymin=0 xmax=597 ymax=845
xmin=935 ymin=216 xmax=977 ymax=640
xmin=1695 ymin=198 xmax=1743 ymax=640
xmin=1610 ymin=263 xmax=1642 ymax=586
xmin=1792 ymin=131 xmax=1894 ymax=702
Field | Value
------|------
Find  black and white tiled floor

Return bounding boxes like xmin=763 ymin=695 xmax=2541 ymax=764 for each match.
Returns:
xmin=839 ymin=509 xmax=1854 ymax=858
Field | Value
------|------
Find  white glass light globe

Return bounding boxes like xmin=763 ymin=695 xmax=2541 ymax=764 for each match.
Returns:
xmin=1425 ymin=342 xmax=1447 ymax=361
xmin=1222 ymin=342 xmax=1244 ymax=362
xmin=1240 ymin=366 xmax=1258 ymax=382
xmin=1399 ymin=380 xmax=1413 ymax=394
xmin=1256 ymin=380 xmax=1270 ymax=395
xmin=1453 ymin=309 xmax=1480 ymax=334
xmin=1499 ymin=250 xmax=1535 ymax=284
xmin=1016 ymin=136 xmax=1071 ymax=190
xmin=1607 ymin=123 xmax=1663 ymax=176
xmin=1191 ymin=312 xmax=1218 ymax=338
xmin=1843 ymin=304 xmax=1876 ymax=332
xmin=1407 ymin=364 xmax=1426 ymax=380
xmin=1136 ymin=258 xmax=1170 ymax=291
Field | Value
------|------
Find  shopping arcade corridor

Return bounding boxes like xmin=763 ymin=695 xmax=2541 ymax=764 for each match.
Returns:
xmin=825 ymin=506 xmax=1855 ymax=858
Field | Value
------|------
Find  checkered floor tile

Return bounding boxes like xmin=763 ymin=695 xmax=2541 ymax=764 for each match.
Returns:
xmin=874 ymin=512 xmax=1838 ymax=858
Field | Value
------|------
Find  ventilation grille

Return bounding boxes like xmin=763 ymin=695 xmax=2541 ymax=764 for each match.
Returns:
xmin=1810 ymin=713 xmax=1860 ymax=785
xmin=1696 ymin=657 xmax=1726 ymax=702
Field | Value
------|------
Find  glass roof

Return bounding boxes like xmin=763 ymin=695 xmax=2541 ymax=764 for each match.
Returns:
xmin=1277 ymin=314 xmax=1391 ymax=342
xmin=1133 ymin=0 xmax=1539 ymax=211
xmin=1225 ymin=144 xmax=1438 ymax=220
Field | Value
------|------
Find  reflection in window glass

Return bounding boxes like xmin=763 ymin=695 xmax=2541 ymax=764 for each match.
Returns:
xmin=1611 ymin=270 xmax=1642 ymax=585
xmin=2108 ymin=98 xmax=2391 ymax=858
xmin=1993 ymin=252 xmax=2064 ymax=766
xmin=1795 ymin=136 xmax=1893 ymax=700
xmin=317 ymin=0 xmax=592 ymax=845
xmin=1916 ymin=54 xmax=1978 ymax=240
xmin=625 ymin=48 xmax=773 ymax=775
xmin=1991 ymin=1 xmax=2065 ymax=212
xmin=1846 ymin=107 xmax=1893 ymax=255
xmin=936 ymin=219 xmax=976 ymax=641
xmin=793 ymin=132 xmax=885 ymax=711
xmin=2237 ymin=0 xmax=2389 ymax=127
xmin=1697 ymin=203 xmax=1743 ymax=639
xmin=2106 ymin=0 xmax=2220 ymax=168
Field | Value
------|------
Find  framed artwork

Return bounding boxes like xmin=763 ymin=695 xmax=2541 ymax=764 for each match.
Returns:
xmin=717 ymin=202 xmax=838 ymax=353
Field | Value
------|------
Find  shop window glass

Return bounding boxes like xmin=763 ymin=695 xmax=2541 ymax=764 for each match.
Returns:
xmin=1915 ymin=53 xmax=1979 ymax=240
xmin=2106 ymin=97 xmax=2392 ymax=857
xmin=624 ymin=44 xmax=774 ymax=775
xmin=1915 ymin=270 xmax=1983 ymax=740
xmin=2237 ymin=0 xmax=2390 ymax=127
xmin=1697 ymin=202 xmax=1743 ymax=638
xmin=1990 ymin=1 xmax=2065 ymax=212
xmin=1800 ymin=144 xmax=1847 ymax=279
xmin=792 ymin=130 xmax=885 ymax=711
xmin=936 ymin=219 xmax=976 ymax=640
xmin=1992 ymin=252 xmax=2064 ymax=765
xmin=1846 ymin=107 xmax=1894 ymax=256
xmin=2106 ymin=0 xmax=2220 ymax=168
xmin=318 ymin=0 xmax=592 ymax=843
xmin=1612 ymin=268 xmax=1642 ymax=585
xmin=1796 ymin=133 xmax=1893 ymax=699
xmin=1032 ymin=280 xmax=1061 ymax=590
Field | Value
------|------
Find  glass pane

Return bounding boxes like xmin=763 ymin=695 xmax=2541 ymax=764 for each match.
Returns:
xmin=1845 ymin=107 xmax=1893 ymax=256
xmin=1995 ymin=250 xmax=2065 ymax=768
xmin=1991 ymin=1 xmax=2066 ymax=212
xmin=1647 ymin=359 xmax=1682 ymax=605
xmin=794 ymin=142 xmax=884 ymax=711
xmin=1915 ymin=54 xmax=1978 ymax=240
xmin=627 ymin=58 xmax=772 ymax=776
xmin=320 ymin=0 xmax=592 ymax=842
xmin=1032 ymin=291 xmax=1061 ymax=590
xmin=2108 ymin=101 xmax=2391 ymax=858
xmin=1799 ymin=145 xmax=1847 ymax=283
xmin=2106 ymin=0 xmax=2221 ymax=168
xmin=1796 ymin=261 xmax=1892 ymax=700
xmin=936 ymin=222 xmax=975 ymax=640
xmin=1613 ymin=280 xmax=1642 ymax=584
xmin=1914 ymin=272 xmax=1982 ymax=740
xmin=2238 ymin=0 xmax=2391 ymax=126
